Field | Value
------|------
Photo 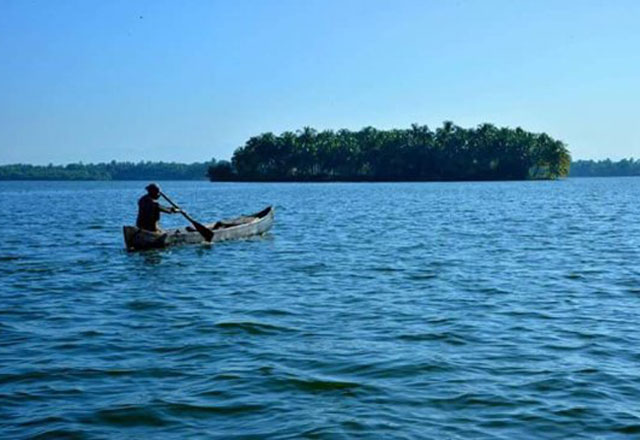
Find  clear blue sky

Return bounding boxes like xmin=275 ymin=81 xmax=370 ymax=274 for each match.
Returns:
xmin=1 ymin=0 xmax=638 ymax=164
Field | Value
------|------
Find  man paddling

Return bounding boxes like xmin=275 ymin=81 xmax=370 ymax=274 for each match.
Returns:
xmin=137 ymin=183 xmax=181 ymax=232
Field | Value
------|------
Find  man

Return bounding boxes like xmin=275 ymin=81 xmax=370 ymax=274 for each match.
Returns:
xmin=136 ymin=183 xmax=181 ymax=232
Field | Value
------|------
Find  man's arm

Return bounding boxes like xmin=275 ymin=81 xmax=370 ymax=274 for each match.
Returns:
xmin=159 ymin=205 xmax=181 ymax=214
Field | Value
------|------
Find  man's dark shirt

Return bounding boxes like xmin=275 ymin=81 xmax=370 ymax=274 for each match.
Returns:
xmin=137 ymin=194 xmax=161 ymax=231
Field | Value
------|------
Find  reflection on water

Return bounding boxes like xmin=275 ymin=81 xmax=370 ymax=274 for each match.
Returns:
xmin=138 ymin=250 xmax=164 ymax=265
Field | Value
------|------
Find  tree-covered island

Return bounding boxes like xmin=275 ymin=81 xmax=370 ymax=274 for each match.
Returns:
xmin=208 ymin=122 xmax=571 ymax=182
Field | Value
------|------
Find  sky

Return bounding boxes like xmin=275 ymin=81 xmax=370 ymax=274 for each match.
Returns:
xmin=1 ymin=0 xmax=639 ymax=164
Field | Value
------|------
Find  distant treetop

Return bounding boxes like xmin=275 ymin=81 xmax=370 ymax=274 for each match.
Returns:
xmin=0 ymin=160 xmax=214 ymax=181
xmin=569 ymin=158 xmax=640 ymax=177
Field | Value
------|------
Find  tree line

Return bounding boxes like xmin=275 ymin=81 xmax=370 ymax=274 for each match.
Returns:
xmin=208 ymin=122 xmax=571 ymax=182
xmin=569 ymin=159 xmax=640 ymax=177
xmin=0 ymin=160 xmax=214 ymax=181
xmin=3 ymin=132 xmax=636 ymax=181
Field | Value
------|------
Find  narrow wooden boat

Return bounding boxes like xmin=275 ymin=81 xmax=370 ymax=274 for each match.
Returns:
xmin=123 ymin=206 xmax=274 ymax=251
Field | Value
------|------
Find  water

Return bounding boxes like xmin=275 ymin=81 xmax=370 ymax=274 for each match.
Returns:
xmin=1 ymin=178 xmax=639 ymax=439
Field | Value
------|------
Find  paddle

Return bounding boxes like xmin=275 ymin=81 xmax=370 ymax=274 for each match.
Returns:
xmin=159 ymin=191 xmax=214 ymax=242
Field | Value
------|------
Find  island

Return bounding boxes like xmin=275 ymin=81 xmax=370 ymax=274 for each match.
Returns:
xmin=208 ymin=122 xmax=571 ymax=182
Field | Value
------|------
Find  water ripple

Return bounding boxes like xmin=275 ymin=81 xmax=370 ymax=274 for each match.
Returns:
xmin=1 ymin=179 xmax=640 ymax=439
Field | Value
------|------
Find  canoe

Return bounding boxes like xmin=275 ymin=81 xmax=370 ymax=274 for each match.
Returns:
xmin=123 ymin=206 xmax=274 ymax=251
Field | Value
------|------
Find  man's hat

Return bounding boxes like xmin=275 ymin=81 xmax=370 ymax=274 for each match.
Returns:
xmin=145 ymin=183 xmax=160 ymax=192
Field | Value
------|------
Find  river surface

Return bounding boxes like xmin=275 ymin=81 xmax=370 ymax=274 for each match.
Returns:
xmin=1 ymin=178 xmax=639 ymax=439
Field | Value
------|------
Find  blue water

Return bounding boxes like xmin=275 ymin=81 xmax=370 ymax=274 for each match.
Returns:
xmin=1 ymin=178 xmax=640 ymax=439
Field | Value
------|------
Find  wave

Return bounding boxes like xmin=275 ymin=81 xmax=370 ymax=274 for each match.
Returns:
xmin=214 ymin=321 xmax=296 ymax=335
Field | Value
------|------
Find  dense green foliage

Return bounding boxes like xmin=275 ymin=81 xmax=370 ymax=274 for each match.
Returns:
xmin=209 ymin=122 xmax=571 ymax=182
xmin=0 ymin=160 xmax=213 ymax=180
xmin=206 ymin=161 xmax=235 ymax=181
xmin=570 ymin=158 xmax=640 ymax=177
xmin=5 ymin=156 xmax=636 ymax=181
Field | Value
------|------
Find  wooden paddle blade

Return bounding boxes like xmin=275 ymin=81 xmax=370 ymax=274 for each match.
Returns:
xmin=192 ymin=220 xmax=214 ymax=242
